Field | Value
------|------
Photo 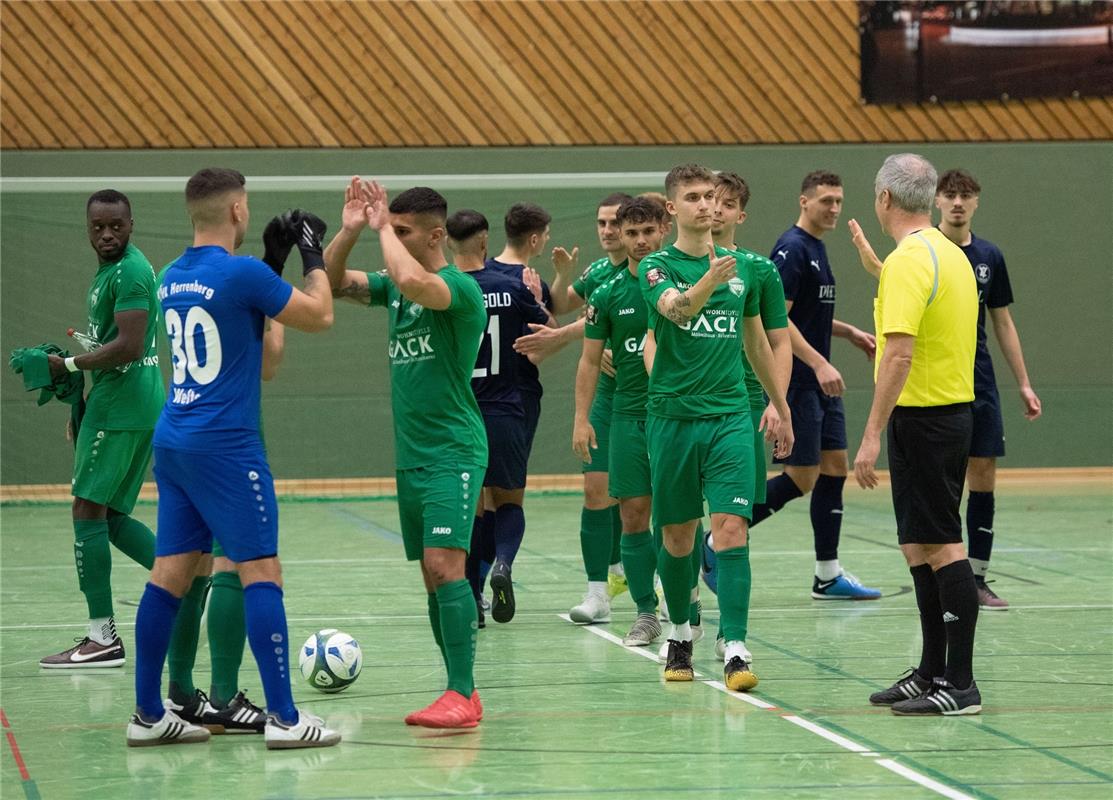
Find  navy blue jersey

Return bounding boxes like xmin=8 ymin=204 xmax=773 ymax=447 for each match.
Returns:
xmin=154 ymin=246 xmax=292 ymax=453
xmin=485 ymin=258 xmax=552 ymax=398
xmin=772 ymin=226 xmax=835 ymax=390
xmin=955 ymin=230 xmax=1013 ymax=391
xmin=467 ymin=266 xmax=549 ymax=416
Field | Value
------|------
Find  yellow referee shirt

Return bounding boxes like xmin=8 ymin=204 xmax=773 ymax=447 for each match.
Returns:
xmin=874 ymin=227 xmax=978 ymax=407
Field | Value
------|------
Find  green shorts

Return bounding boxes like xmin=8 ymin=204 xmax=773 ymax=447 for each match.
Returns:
xmin=71 ymin=427 xmax=153 ymax=515
xmin=751 ymin=406 xmax=768 ymax=505
xmin=396 ymin=464 xmax=483 ymax=561
xmin=582 ymin=386 xmax=614 ymax=474
xmin=608 ymin=415 xmax=651 ymax=499
xmin=646 ymin=413 xmax=755 ymax=526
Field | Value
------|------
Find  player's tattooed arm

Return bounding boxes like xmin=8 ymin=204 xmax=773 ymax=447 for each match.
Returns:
xmin=657 ymin=288 xmax=692 ymax=325
xmin=333 ymin=272 xmax=372 ymax=303
xmin=653 ymin=244 xmax=737 ymax=327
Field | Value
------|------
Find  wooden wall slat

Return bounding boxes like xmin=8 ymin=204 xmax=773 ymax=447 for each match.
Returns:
xmin=2 ymin=0 xmax=1109 ymax=149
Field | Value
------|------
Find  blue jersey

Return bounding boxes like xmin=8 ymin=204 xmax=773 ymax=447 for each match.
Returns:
xmin=772 ymin=226 xmax=836 ymax=390
xmin=485 ymin=258 xmax=552 ymax=398
xmin=154 ymin=246 xmax=292 ymax=453
xmin=467 ymin=266 xmax=550 ymax=417
xmin=955 ymin=230 xmax=1013 ymax=391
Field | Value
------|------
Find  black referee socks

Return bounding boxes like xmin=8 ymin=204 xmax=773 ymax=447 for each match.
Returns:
xmin=936 ymin=559 xmax=980 ymax=690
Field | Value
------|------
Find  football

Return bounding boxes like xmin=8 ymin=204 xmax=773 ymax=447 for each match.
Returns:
xmin=299 ymin=629 xmax=363 ymax=693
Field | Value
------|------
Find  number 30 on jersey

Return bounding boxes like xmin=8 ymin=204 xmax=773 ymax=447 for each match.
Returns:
xmin=165 ymin=306 xmax=222 ymax=385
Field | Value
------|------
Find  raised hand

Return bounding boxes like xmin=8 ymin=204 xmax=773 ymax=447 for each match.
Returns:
xmin=551 ymin=245 xmax=580 ymax=280
xmin=848 ymin=219 xmax=883 ymax=278
xmin=359 ymin=180 xmax=390 ymax=232
xmin=707 ymin=242 xmax=737 ymax=284
xmin=522 ymin=267 xmax=544 ymax=305
xmin=341 ymin=177 xmax=369 ymax=233
xmin=289 ymin=210 xmax=328 ymax=275
xmin=262 ymin=212 xmax=297 ymax=276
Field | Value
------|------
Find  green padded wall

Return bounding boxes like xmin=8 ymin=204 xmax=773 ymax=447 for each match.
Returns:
xmin=2 ymin=143 xmax=1110 ymax=484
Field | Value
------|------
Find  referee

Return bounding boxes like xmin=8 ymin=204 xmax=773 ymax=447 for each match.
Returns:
xmin=853 ymin=154 xmax=982 ymax=716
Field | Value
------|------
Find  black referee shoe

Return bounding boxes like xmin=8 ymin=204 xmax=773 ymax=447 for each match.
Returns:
xmin=869 ymin=668 xmax=932 ymax=705
xmin=891 ymin=677 xmax=982 ymax=716
xmin=489 ymin=560 xmax=515 ymax=623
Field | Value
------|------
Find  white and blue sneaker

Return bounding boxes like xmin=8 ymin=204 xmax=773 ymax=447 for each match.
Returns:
xmin=812 ymin=571 xmax=881 ymax=600
xmin=700 ymin=532 xmax=718 ymax=595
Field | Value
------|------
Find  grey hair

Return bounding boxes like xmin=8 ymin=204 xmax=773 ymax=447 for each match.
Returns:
xmin=874 ymin=153 xmax=938 ymax=215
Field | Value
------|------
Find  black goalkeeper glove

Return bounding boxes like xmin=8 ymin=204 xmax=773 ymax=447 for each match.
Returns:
xmin=262 ymin=211 xmax=297 ymax=276
xmin=290 ymin=210 xmax=328 ymax=276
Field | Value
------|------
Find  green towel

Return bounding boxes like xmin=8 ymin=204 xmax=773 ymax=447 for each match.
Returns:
xmin=9 ymin=343 xmax=85 ymax=406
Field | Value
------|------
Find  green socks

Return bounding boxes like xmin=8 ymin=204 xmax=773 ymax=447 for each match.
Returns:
xmin=73 ymin=519 xmax=113 ymax=619
xmin=609 ymin=504 xmax=622 ymax=566
xmin=580 ymin=507 xmax=613 ymax=582
xmin=167 ymin=575 xmax=210 ymax=696
xmin=435 ymin=580 xmax=477 ymax=697
xmin=689 ymin=522 xmax=704 ymax=625
xmin=427 ymin=591 xmax=446 ymax=664
xmin=106 ymin=512 xmax=156 ymax=569
xmin=620 ymin=530 xmax=658 ymax=614
xmin=717 ymin=546 xmax=752 ymax=643
xmin=657 ymin=545 xmax=693 ymax=628
xmin=208 ymin=571 xmax=246 ymax=708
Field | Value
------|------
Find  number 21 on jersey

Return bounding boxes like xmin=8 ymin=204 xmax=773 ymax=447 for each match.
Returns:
xmin=472 ymin=315 xmax=500 ymax=379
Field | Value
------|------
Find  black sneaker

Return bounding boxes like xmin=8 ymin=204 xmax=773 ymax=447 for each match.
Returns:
xmin=891 ymin=677 xmax=982 ymax=716
xmin=663 ymin=639 xmax=693 ymax=681
xmin=724 ymin=655 xmax=758 ymax=692
xmin=164 ymin=689 xmax=217 ymax=728
xmin=870 ymin=668 xmax=932 ymax=706
xmin=489 ymin=559 xmax=515 ymax=623
xmin=202 ymin=691 xmax=266 ymax=734
xmin=40 ymin=636 xmax=125 ymax=669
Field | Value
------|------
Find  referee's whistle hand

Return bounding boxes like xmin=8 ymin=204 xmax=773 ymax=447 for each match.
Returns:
xmin=853 ymin=436 xmax=881 ymax=490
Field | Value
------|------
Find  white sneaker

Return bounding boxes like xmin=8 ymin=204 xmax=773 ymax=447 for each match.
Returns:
xmin=622 ymin=613 xmax=662 ymax=646
xmin=264 ymin=710 xmax=341 ymax=750
xmin=569 ymin=593 xmax=611 ymax=624
xmin=126 ymin=708 xmax=210 ymax=747
xmin=658 ymin=625 xmax=703 ymax=658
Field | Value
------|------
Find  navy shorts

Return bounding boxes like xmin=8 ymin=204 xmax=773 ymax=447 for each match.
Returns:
xmin=521 ymin=390 xmax=542 ymax=451
xmin=887 ymin=404 xmax=973 ymax=545
xmin=969 ymin=385 xmax=1006 ymax=458
xmin=153 ymin=447 xmax=278 ymax=563
xmin=482 ymin=412 xmax=531 ymax=490
xmin=774 ymin=387 xmax=847 ymax=466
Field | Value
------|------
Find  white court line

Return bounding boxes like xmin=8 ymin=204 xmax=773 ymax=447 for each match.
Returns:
xmin=0 ymin=171 xmax=667 ymax=193
xmin=561 ymin=612 xmax=976 ymax=800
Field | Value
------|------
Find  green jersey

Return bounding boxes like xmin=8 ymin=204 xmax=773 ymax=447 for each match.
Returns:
xmin=368 ymin=265 xmax=488 ymax=470
xmin=585 ymin=269 xmax=648 ymax=420
xmin=82 ymin=244 xmax=164 ymax=430
xmin=733 ymin=248 xmax=788 ymax=410
xmin=639 ymin=245 xmax=759 ymax=419
xmin=573 ymin=256 xmax=627 ymax=397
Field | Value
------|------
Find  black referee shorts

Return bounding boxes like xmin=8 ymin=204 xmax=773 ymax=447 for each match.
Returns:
xmin=887 ymin=403 xmax=973 ymax=545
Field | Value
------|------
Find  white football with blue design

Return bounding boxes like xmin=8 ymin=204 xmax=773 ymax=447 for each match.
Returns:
xmin=299 ymin=629 xmax=362 ymax=693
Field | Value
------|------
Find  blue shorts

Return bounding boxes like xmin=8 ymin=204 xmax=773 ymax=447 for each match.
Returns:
xmin=482 ymin=412 xmax=530 ymax=490
xmin=970 ymin=385 xmax=1005 ymax=458
xmin=153 ymin=447 xmax=279 ymax=563
xmin=774 ymin=388 xmax=847 ymax=467
xmin=521 ymin=390 xmax=542 ymax=449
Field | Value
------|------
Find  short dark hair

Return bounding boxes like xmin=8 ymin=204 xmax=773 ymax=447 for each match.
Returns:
xmin=598 ymin=192 xmax=632 ymax=211
xmin=503 ymin=202 xmax=551 ymax=246
xmin=446 ymin=209 xmax=489 ymax=241
xmin=185 ymin=168 xmax=245 ymax=205
xmin=665 ymin=163 xmax=714 ymax=199
xmin=86 ymin=189 xmax=131 ymax=214
xmin=616 ymin=197 xmax=666 ymax=228
xmin=801 ymin=170 xmax=842 ymax=195
xmin=388 ymin=187 xmax=448 ymax=221
xmin=714 ymin=171 xmax=751 ymax=210
xmin=936 ymin=168 xmax=981 ymax=196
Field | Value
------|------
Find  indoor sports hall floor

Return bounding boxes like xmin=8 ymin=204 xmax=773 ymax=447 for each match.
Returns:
xmin=1 ymin=478 xmax=1110 ymax=799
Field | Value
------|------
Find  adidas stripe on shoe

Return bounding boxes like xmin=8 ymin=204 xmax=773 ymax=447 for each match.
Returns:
xmin=890 ymin=677 xmax=982 ymax=716
xmin=869 ymin=668 xmax=933 ymax=705
xmin=265 ymin=711 xmax=341 ymax=749
xmin=126 ymin=708 xmax=210 ymax=747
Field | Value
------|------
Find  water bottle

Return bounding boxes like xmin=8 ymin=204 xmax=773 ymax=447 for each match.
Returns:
xmin=67 ymin=327 xmax=101 ymax=352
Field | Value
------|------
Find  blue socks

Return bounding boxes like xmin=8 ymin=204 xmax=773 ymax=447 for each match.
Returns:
xmin=244 ymin=581 xmax=297 ymax=725
xmin=750 ymin=473 xmax=803 ymax=527
xmin=966 ymin=491 xmax=995 ymax=578
xmin=494 ymin=503 xmax=526 ymax=566
xmin=134 ymin=582 xmax=182 ymax=720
